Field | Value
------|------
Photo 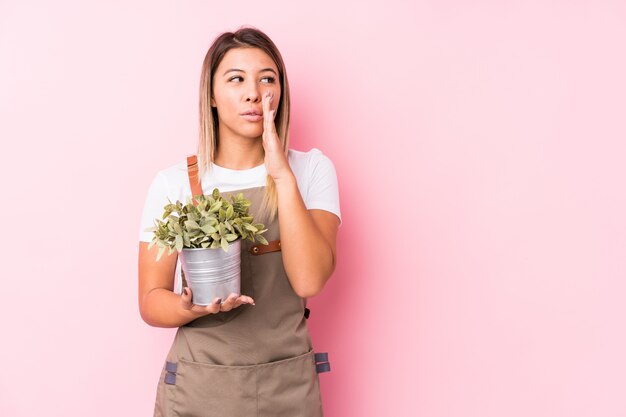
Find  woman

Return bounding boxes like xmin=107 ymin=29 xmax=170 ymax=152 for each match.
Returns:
xmin=138 ymin=26 xmax=341 ymax=417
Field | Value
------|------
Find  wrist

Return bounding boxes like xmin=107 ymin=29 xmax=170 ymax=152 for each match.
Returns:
xmin=273 ymin=171 xmax=296 ymax=188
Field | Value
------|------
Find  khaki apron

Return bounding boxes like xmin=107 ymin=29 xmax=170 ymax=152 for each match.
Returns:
xmin=152 ymin=155 xmax=331 ymax=417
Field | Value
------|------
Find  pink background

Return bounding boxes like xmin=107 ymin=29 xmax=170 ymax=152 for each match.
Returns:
xmin=1 ymin=1 xmax=625 ymax=416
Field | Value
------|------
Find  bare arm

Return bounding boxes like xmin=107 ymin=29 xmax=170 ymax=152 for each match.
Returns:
xmin=260 ymin=91 xmax=340 ymax=299
xmin=275 ymin=175 xmax=340 ymax=298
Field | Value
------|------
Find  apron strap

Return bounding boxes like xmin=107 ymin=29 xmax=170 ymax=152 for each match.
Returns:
xmin=187 ymin=154 xmax=203 ymax=206
xmin=181 ymin=154 xmax=202 ymax=290
xmin=250 ymin=240 xmax=281 ymax=255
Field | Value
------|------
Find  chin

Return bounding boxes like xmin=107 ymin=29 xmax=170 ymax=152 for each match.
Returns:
xmin=240 ymin=127 xmax=264 ymax=138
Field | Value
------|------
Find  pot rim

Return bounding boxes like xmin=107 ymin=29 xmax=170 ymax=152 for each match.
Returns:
xmin=181 ymin=239 xmax=242 ymax=251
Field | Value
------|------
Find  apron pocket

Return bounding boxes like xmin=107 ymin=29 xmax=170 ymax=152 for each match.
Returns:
xmin=172 ymin=358 xmax=258 ymax=417
xmin=256 ymin=349 xmax=324 ymax=417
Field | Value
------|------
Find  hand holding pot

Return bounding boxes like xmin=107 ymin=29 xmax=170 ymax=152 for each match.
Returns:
xmin=180 ymin=286 xmax=255 ymax=316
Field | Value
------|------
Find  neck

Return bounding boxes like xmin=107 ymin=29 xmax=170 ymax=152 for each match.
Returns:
xmin=214 ymin=132 xmax=265 ymax=170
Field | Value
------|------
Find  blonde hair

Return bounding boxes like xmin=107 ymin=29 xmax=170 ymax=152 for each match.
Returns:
xmin=196 ymin=26 xmax=291 ymax=225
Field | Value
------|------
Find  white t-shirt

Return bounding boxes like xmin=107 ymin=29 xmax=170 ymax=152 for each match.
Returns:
xmin=138 ymin=147 xmax=341 ymax=294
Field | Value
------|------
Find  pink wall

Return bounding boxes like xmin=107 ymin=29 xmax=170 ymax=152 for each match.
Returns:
xmin=1 ymin=1 xmax=625 ymax=416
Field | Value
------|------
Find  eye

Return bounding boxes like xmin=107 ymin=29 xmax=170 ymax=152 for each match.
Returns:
xmin=228 ymin=75 xmax=276 ymax=83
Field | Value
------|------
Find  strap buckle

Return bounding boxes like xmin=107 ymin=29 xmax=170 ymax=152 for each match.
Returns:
xmin=314 ymin=352 xmax=331 ymax=374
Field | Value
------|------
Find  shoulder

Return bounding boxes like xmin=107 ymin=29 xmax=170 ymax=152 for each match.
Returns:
xmin=151 ymin=159 xmax=190 ymax=189
xmin=157 ymin=159 xmax=189 ymax=177
xmin=288 ymin=147 xmax=335 ymax=177
xmin=288 ymin=146 xmax=329 ymax=161
xmin=288 ymin=147 xmax=341 ymax=225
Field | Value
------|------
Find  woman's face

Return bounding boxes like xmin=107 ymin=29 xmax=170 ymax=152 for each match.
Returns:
xmin=211 ymin=47 xmax=281 ymax=141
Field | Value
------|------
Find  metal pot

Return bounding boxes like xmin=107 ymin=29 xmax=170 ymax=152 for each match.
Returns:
xmin=178 ymin=239 xmax=241 ymax=305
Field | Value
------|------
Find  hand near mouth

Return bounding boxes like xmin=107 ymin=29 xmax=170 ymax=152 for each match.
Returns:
xmin=262 ymin=91 xmax=292 ymax=183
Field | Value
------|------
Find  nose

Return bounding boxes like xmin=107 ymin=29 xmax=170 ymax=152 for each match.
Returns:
xmin=245 ymin=84 xmax=261 ymax=103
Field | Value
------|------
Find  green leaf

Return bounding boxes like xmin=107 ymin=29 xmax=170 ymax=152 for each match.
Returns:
xmin=225 ymin=233 xmax=238 ymax=242
xmin=255 ymin=234 xmax=269 ymax=245
xmin=244 ymin=224 xmax=258 ymax=232
xmin=184 ymin=219 xmax=201 ymax=231
xmin=209 ymin=200 xmax=222 ymax=213
xmin=156 ymin=246 xmax=165 ymax=262
xmin=200 ymin=224 xmax=217 ymax=235
xmin=220 ymin=237 xmax=229 ymax=252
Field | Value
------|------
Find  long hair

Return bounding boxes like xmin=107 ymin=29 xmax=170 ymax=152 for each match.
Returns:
xmin=197 ymin=26 xmax=290 ymax=225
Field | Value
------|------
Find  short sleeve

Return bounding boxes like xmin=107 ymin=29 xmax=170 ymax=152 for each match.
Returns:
xmin=138 ymin=171 xmax=171 ymax=242
xmin=305 ymin=150 xmax=342 ymax=227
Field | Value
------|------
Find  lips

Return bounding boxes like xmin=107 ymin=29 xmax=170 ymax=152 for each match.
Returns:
xmin=241 ymin=111 xmax=263 ymax=122
xmin=241 ymin=109 xmax=262 ymax=116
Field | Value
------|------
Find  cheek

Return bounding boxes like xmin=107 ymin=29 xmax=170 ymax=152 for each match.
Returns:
xmin=214 ymin=94 xmax=238 ymax=114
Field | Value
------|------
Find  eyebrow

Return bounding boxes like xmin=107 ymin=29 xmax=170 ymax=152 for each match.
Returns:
xmin=222 ymin=68 xmax=278 ymax=76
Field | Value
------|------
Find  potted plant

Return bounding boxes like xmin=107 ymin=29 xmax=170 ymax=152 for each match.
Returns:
xmin=144 ymin=188 xmax=268 ymax=305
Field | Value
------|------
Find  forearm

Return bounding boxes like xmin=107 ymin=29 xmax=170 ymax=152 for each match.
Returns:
xmin=275 ymin=174 xmax=335 ymax=298
xmin=140 ymin=288 xmax=203 ymax=328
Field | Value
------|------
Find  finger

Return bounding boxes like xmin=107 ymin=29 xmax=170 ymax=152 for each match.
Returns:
xmin=201 ymin=297 xmax=223 ymax=314
xmin=262 ymin=93 xmax=277 ymax=138
xmin=191 ymin=296 xmax=221 ymax=315
xmin=262 ymin=92 xmax=271 ymax=120
xmin=180 ymin=287 xmax=193 ymax=310
xmin=239 ymin=295 xmax=255 ymax=306
xmin=231 ymin=295 xmax=252 ymax=309
xmin=262 ymin=93 xmax=271 ymax=138
xmin=219 ymin=292 xmax=240 ymax=312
